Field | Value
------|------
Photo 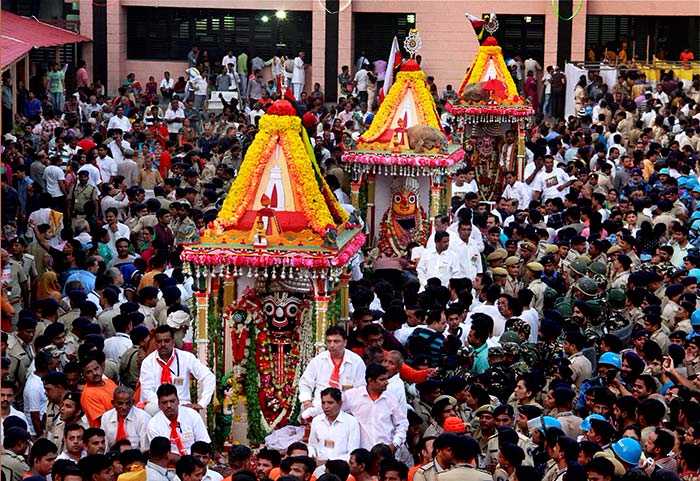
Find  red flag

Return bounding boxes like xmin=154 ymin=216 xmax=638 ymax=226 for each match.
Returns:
xmin=465 ymin=12 xmax=485 ymax=31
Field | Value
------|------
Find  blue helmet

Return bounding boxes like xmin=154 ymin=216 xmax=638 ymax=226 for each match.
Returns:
xmin=689 ymin=268 xmax=700 ymax=280
xmin=611 ymin=437 xmax=642 ymax=466
xmin=580 ymin=414 xmax=607 ymax=432
xmin=598 ymin=352 xmax=622 ymax=369
xmin=692 ymin=310 xmax=700 ymax=327
xmin=535 ymin=415 xmax=562 ymax=433
xmin=692 ymin=210 xmax=700 ymax=222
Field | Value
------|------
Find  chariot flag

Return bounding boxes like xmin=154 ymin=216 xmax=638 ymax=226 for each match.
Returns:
xmin=380 ymin=36 xmax=402 ymax=103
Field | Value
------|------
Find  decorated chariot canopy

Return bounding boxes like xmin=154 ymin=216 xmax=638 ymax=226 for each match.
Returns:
xmin=181 ymin=100 xmax=365 ymax=281
xmin=446 ymin=13 xmax=534 ymax=123
xmin=341 ymin=33 xmax=464 ymax=178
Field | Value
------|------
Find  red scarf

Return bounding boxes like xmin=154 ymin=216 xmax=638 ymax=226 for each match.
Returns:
xmin=169 ymin=419 xmax=186 ymax=455
xmin=116 ymin=416 xmax=127 ymax=441
xmin=329 ymin=354 xmax=344 ymax=389
xmin=158 ymin=354 xmax=175 ymax=384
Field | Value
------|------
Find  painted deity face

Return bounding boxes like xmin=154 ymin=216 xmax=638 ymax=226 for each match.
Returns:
xmin=392 ymin=190 xmax=418 ymax=217
xmin=261 ymin=292 xmax=303 ymax=333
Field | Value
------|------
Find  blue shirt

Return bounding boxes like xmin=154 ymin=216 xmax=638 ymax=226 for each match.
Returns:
xmin=471 ymin=343 xmax=489 ymax=375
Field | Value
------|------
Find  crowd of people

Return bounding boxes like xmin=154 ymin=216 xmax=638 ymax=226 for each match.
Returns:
xmin=2 ymin=40 xmax=700 ymax=481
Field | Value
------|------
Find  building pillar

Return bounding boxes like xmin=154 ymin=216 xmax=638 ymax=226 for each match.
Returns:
xmin=543 ymin=7 xmax=559 ymax=68
xmin=337 ymin=5 xmax=353 ymax=87
xmin=311 ymin=1 xmax=326 ymax=94
xmin=570 ymin=0 xmax=588 ymax=62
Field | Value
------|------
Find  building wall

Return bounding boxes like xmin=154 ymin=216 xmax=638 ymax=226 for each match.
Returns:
xmin=83 ymin=0 xmax=699 ymax=96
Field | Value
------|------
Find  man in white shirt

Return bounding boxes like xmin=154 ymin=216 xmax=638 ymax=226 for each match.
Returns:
xmin=308 ymin=387 xmax=361 ymax=462
xmin=533 ymin=155 xmax=573 ymax=201
xmin=95 ymin=144 xmax=117 ymax=185
xmin=107 ymin=130 xmax=134 ymax=164
xmin=56 ymin=423 xmax=85 ymax=462
xmin=165 ymin=99 xmax=185 ymax=137
xmin=417 ymin=231 xmax=460 ymax=290
xmin=77 ymin=160 xmax=101 ymax=187
xmin=450 ymin=222 xmax=483 ymax=281
xmin=146 ymin=437 xmax=175 ymax=481
xmin=147 ymin=384 xmax=210 ymax=455
xmin=381 ymin=351 xmax=408 ymax=413
xmin=43 ymin=156 xmax=66 ymax=200
xmin=24 ymin=349 xmax=50 ymax=436
xmin=160 ymin=72 xmax=175 ymax=101
xmin=103 ymin=315 xmax=132 ymax=362
xmin=139 ymin=325 xmax=215 ymax=413
xmin=292 ymin=51 xmax=306 ymax=101
xmin=502 ymin=171 xmax=529 ymax=210
xmin=221 ymin=50 xmax=237 ymax=70
xmin=107 ymin=106 xmax=132 ymax=132
xmin=100 ymin=386 xmax=150 ymax=451
xmin=299 ymin=325 xmax=366 ymax=420
xmin=342 ymin=363 xmax=409 ymax=450
xmin=354 ymin=67 xmax=369 ymax=103
xmin=191 ymin=441 xmax=223 ymax=481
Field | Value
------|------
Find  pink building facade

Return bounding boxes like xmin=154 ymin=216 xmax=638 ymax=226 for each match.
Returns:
xmin=79 ymin=0 xmax=700 ymax=97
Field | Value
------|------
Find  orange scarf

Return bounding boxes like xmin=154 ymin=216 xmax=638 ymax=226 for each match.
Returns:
xmin=158 ymin=355 xmax=174 ymax=384
xmin=116 ymin=416 xmax=127 ymax=441
xmin=329 ymin=355 xmax=343 ymax=388
xmin=169 ymin=419 xmax=186 ymax=455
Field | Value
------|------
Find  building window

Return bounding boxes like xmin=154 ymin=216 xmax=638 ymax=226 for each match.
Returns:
xmin=490 ymin=14 xmax=545 ymax=64
xmin=353 ymin=13 xmax=415 ymax=67
xmin=126 ymin=7 xmax=312 ymax=62
xmin=586 ymin=15 xmax=699 ymax=62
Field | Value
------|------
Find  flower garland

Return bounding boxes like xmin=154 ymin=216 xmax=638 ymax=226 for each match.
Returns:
xmin=342 ymin=149 xmax=463 ymax=168
xmin=446 ymin=103 xmax=534 ymax=118
xmin=457 ymin=45 xmax=519 ymax=99
xmin=181 ymin=231 xmax=366 ymax=269
xmin=359 ymin=70 xmax=441 ymax=145
xmin=377 ymin=206 xmax=429 ymax=258
xmin=218 ymin=130 xmax=276 ymax=225
xmin=301 ymin=128 xmax=349 ymax=224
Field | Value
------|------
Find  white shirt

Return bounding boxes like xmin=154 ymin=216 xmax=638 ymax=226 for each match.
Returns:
xmin=160 ymin=78 xmax=175 ymax=91
xmin=308 ymin=411 xmax=361 ymax=461
xmin=465 ymin=303 xmax=507 ymax=338
xmin=394 ymin=324 xmax=418 ymax=345
xmin=203 ymin=469 xmax=223 ymax=481
xmin=100 ymin=406 xmax=151 ymax=451
xmin=23 ymin=372 xmax=47 ymax=435
xmin=97 ymin=156 xmax=118 ymax=183
xmin=299 ymin=349 xmax=366 ymax=406
xmin=354 ymin=69 xmax=369 ymax=91
xmin=221 ymin=55 xmax=237 ymax=69
xmin=451 ymin=180 xmax=478 ymax=196
xmin=105 ymin=222 xmax=131 ymax=255
xmin=44 ymin=165 xmax=66 ymax=197
xmin=292 ymin=56 xmax=305 ymax=84
xmin=108 ymin=139 xmax=134 ymax=163
xmin=416 ymin=249 xmax=460 ymax=290
xmin=107 ymin=114 xmax=132 ymax=132
xmin=521 ymin=308 xmax=539 ymax=343
xmin=165 ymin=107 xmax=185 ymax=134
xmin=100 ymin=194 xmax=130 ymax=221
xmin=77 ymin=164 xmax=101 ymax=186
xmin=139 ymin=349 xmax=216 ymax=407
xmin=502 ymin=181 xmax=529 ymax=209
xmin=146 ymin=461 xmax=176 ymax=481
xmin=534 ymin=168 xmax=570 ymax=200
xmin=342 ymin=387 xmax=409 ymax=449
xmin=450 ymin=237 xmax=483 ymax=281
xmin=147 ymin=407 xmax=211 ymax=454
xmin=104 ymin=332 xmax=132 ymax=362
xmin=386 ymin=373 xmax=408 ymax=413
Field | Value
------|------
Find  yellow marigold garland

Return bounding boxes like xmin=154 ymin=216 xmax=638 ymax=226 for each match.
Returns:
xmin=458 ymin=45 xmax=518 ymax=99
xmin=301 ymin=128 xmax=349 ymax=224
xmin=358 ymin=70 xmax=441 ymax=148
xmin=217 ymin=113 xmax=340 ymax=235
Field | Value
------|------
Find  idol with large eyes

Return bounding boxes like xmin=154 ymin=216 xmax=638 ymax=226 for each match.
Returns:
xmin=261 ymin=292 xmax=303 ymax=332
xmin=392 ymin=191 xmax=418 ymax=217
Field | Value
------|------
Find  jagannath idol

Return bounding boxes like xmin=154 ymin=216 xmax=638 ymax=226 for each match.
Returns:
xmin=377 ymin=177 xmax=429 ymax=258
